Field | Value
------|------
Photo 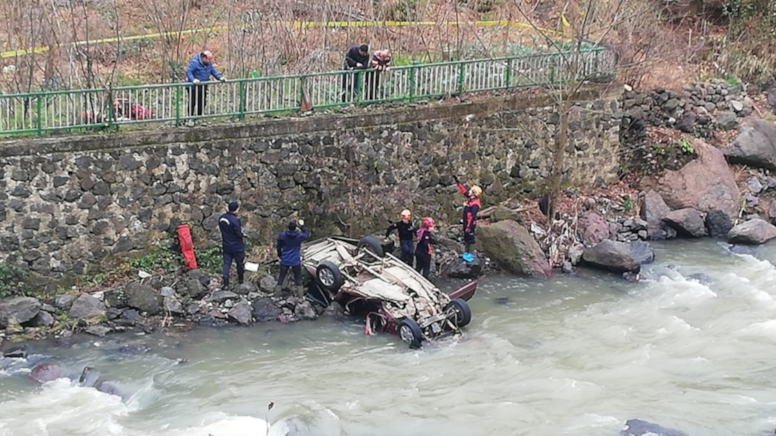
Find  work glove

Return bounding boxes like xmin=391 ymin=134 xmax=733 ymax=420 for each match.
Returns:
xmin=220 ymin=77 xmax=227 ymax=82
xmin=298 ymin=218 xmax=304 ymax=226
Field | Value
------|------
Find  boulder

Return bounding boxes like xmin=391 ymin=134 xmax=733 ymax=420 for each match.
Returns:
xmin=567 ymin=244 xmax=585 ymax=265
xmin=577 ymin=211 xmax=610 ymax=244
xmin=0 ymin=297 xmax=41 ymax=328
xmin=769 ymin=200 xmax=776 ymax=226
xmin=294 ymin=301 xmax=318 ymax=321
xmin=582 ymin=240 xmax=654 ymax=273
xmin=180 ymin=279 xmax=208 ymax=300
xmin=475 ymin=220 xmax=552 ymax=279
xmin=252 ymin=298 xmax=281 ymax=322
xmin=227 ymin=301 xmax=254 ymax=325
xmin=639 ymin=190 xmax=674 ymax=240
xmin=85 ymin=326 xmax=112 ymax=337
xmin=489 ymin=206 xmax=520 ymax=223
xmin=124 ymin=282 xmax=162 ymax=315
xmin=656 ymin=140 xmax=740 ymax=219
xmin=207 ymin=290 xmax=239 ymax=303
xmin=68 ymin=293 xmax=106 ymax=319
xmin=322 ymin=301 xmax=346 ymax=318
xmin=662 ymin=208 xmax=706 ymax=237
xmin=29 ymin=310 xmax=55 ymax=327
xmin=186 ymin=268 xmax=212 ymax=287
xmin=53 ymin=294 xmax=76 ymax=310
xmin=30 ymin=363 xmax=63 ymax=383
xmin=445 ymin=256 xmax=484 ymax=279
xmin=163 ymin=296 xmax=185 ymax=315
xmin=234 ymin=282 xmax=258 ymax=295
xmin=620 ymin=419 xmax=688 ymax=436
xmin=727 ymin=219 xmax=776 ymax=245
xmin=716 ymin=111 xmax=738 ymax=130
xmin=724 ymin=118 xmax=776 ymax=170
xmin=705 ymin=209 xmax=734 ymax=238
xmin=258 ymin=276 xmax=277 ymax=294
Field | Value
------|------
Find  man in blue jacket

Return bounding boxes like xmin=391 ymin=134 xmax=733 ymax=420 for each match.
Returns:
xmin=218 ymin=201 xmax=245 ymax=289
xmin=185 ymin=50 xmax=226 ymax=124
xmin=275 ymin=219 xmax=310 ymax=297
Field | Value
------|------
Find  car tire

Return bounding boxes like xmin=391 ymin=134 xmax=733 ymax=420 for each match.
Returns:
xmin=445 ymin=298 xmax=472 ymax=327
xmin=357 ymin=235 xmax=385 ymax=259
xmin=398 ymin=318 xmax=423 ymax=349
xmin=316 ymin=260 xmax=344 ymax=293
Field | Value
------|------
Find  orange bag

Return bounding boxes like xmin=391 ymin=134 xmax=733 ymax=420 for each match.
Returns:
xmin=177 ymin=224 xmax=198 ymax=270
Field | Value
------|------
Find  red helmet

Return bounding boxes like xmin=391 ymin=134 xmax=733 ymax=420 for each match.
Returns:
xmin=422 ymin=217 xmax=435 ymax=228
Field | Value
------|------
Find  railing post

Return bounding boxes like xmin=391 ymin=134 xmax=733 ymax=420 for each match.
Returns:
xmin=408 ymin=64 xmax=416 ymax=102
xmin=457 ymin=61 xmax=466 ymax=95
xmin=175 ymin=85 xmax=182 ymax=126
xmin=35 ymin=94 xmax=42 ymax=136
xmin=355 ymin=71 xmax=363 ymax=105
xmin=238 ymin=80 xmax=246 ymax=120
xmin=106 ymin=88 xmax=114 ymax=131
xmin=505 ymin=58 xmax=512 ymax=90
xmin=299 ymin=76 xmax=306 ymax=110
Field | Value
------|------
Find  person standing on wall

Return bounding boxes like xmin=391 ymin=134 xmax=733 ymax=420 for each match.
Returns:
xmin=341 ymin=44 xmax=369 ymax=103
xmin=185 ymin=50 xmax=226 ymax=126
xmin=275 ymin=218 xmax=310 ymax=298
xmin=218 ymin=201 xmax=245 ymax=289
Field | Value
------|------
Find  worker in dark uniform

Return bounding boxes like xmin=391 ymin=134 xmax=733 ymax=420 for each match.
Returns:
xmin=414 ymin=217 xmax=436 ymax=280
xmin=454 ymin=176 xmax=482 ymax=260
xmin=218 ymin=201 xmax=245 ymax=289
xmin=341 ymin=44 xmax=369 ymax=102
xmin=385 ymin=209 xmax=417 ymax=267
xmin=275 ymin=218 xmax=310 ymax=297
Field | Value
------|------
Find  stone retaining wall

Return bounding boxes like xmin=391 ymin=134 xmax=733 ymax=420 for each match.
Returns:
xmin=0 ymin=85 xmax=622 ymax=280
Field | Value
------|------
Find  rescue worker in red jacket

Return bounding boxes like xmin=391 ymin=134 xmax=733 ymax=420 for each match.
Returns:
xmin=385 ymin=209 xmax=417 ymax=267
xmin=454 ymin=176 xmax=482 ymax=257
xmin=414 ymin=217 xmax=436 ymax=280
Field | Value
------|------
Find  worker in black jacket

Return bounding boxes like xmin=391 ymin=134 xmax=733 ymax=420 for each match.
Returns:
xmin=218 ymin=201 xmax=245 ymax=289
xmin=414 ymin=217 xmax=436 ymax=280
xmin=385 ymin=209 xmax=417 ymax=267
xmin=341 ymin=44 xmax=369 ymax=102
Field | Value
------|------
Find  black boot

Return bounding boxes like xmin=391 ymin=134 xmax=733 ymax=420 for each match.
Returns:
xmin=238 ymin=275 xmax=244 ymax=285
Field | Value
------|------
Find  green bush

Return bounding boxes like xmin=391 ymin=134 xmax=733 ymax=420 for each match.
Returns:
xmin=0 ymin=263 xmax=31 ymax=299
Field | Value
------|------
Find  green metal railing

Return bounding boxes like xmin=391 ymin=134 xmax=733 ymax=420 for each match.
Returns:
xmin=0 ymin=48 xmax=617 ymax=136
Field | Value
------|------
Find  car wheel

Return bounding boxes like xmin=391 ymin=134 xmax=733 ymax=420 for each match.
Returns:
xmin=445 ymin=298 xmax=472 ymax=327
xmin=316 ymin=260 xmax=344 ymax=292
xmin=357 ymin=235 xmax=385 ymax=260
xmin=398 ymin=318 xmax=423 ymax=349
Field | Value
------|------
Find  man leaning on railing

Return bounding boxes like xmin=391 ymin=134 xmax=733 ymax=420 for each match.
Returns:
xmin=185 ymin=50 xmax=227 ymax=126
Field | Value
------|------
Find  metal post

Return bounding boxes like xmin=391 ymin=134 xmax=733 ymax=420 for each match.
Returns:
xmin=175 ymin=85 xmax=182 ymax=126
xmin=238 ymin=80 xmax=246 ymax=120
xmin=505 ymin=58 xmax=512 ymax=90
xmin=408 ymin=64 xmax=416 ymax=102
xmin=457 ymin=61 xmax=465 ymax=95
xmin=355 ymin=71 xmax=363 ymax=105
xmin=35 ymin=95 xmax=42 ymax=136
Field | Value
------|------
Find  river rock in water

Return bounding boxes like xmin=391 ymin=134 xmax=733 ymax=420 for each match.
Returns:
xmin=445 ymin=255 xmax=483 ymax=279
xmin=30 ymin=363 xmax=63 ymax=383
xmin=662 ymin=208 xmax=706 ymax=237
xmin=0 ymin=297 xmax=41 ymax=328
xmin=252 ymin=298 xmax=281 ymax=322
xmin=475 ymin=220 xmax=552 ymax=279
xmin=727 ymin=218 xmax=776 ymax=245
xmin=582 ymin=240 xmax=654 ymax=273
xmin=657 ymin=140 xmax=740 ymax=219
xmin=228 ymin=301 xmax=254 ymax=325
xmin=705 ymin=209 xmax=734 ymax=238
xmin=620 ymin=418 xmax=688 ymax=436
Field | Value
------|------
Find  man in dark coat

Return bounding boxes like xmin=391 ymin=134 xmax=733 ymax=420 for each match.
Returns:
xmin=275 ymin=219 xmax=310 ymax=297
xmin=341 ymin=44 xmax=369 ymax=102
xmin=218 ymin=201 xmax=245 ymax=288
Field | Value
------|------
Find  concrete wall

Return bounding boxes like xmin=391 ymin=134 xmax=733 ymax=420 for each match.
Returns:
xmin=0 ymin=85 xmax=622 ymax=279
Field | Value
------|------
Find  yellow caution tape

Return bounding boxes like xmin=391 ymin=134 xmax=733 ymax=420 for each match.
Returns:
xmin=1 ymin=20 xmax=563 ymax=59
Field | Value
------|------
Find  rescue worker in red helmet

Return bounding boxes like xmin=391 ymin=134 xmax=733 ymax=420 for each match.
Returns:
xmin=453 ymin=175 xmax=482 ymax=259
xmin=385 ymin=209 xmax=417 ymax=267
xmin=414 ymin=217 xmax=436 ymax=280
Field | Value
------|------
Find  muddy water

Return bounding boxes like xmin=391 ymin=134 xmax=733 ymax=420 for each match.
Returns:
xmin=3 ymin=240 xmax=776 ymax=436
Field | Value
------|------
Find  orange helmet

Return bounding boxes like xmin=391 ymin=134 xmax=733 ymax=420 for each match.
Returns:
xmin=400 ymin=209 xmax=411 ymax=220
xmin=422 ymin=217 xmax=435 ymax=228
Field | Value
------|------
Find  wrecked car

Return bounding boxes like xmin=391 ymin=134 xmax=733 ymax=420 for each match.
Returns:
xmin=301 ymin=235 xmax=477 ymax=349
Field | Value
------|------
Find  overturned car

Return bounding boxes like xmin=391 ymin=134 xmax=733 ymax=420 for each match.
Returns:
xmin=301 ymin=235 xmax=477 ymax=349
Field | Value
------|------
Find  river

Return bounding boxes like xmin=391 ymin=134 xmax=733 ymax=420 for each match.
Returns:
xmin=2 ymin=239 xmax=776 ymax=436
